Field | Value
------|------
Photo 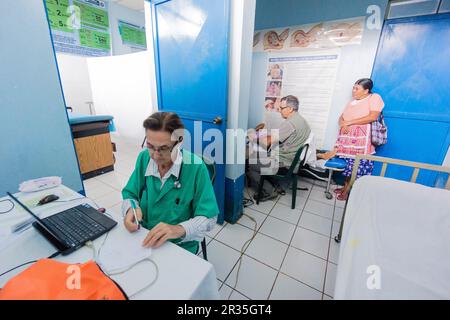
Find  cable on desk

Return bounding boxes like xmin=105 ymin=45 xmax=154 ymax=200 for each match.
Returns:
xmin=0 ymin=251 xmax=60 ymax=279
xmin=107 ymin=258 xmax=159 ymax=298
xmin=86 ymin=231 xmax=159 ymax=298
xmin=0 ymin=199 xmax=15 ymax=214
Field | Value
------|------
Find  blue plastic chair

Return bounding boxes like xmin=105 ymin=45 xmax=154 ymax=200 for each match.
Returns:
xmin=322 ymin=157 xmax=347 ymax=199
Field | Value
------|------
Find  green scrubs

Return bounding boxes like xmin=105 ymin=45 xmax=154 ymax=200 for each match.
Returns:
xmin=122 ymin=149 xmax=219 ymax=254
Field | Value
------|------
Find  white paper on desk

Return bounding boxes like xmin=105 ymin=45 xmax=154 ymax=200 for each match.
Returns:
xmin=97 ymin=228 xmax=152 ymax=274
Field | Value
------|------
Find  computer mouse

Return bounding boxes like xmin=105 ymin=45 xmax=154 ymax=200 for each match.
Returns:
xmin=97 ymin=208 xmax=106 ymax=213
xmin=38 ymin=194 xmax=59 ymax=205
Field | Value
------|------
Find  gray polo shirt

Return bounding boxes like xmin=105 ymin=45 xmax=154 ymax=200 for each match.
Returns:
xmin=276 ymin=112 xmax=311 ymax=167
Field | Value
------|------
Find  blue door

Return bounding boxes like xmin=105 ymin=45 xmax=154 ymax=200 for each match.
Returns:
xmin=150 ymin=0 xmax=230 ymax=223
xmin=371 ymin=13 xmax=450 ymax=186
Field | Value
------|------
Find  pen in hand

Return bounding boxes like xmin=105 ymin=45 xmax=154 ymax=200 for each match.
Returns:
xmin=130 ymin=200 xmax=140 ymax=230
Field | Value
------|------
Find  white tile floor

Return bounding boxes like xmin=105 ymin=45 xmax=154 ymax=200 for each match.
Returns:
xmin=83 ymin=135 xmax=345 ymax=300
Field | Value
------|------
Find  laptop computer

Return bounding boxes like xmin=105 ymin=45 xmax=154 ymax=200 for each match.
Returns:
xmin=7 ymin=192 xmax=117 ymax=256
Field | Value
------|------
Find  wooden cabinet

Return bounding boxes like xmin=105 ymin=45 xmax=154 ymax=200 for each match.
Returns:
xmin=71 ymin=121 xmax=114 ymax=179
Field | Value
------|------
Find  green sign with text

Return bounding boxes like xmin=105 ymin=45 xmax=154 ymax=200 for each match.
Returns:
xmin=119 ymin=20 xmax=146 ymax=49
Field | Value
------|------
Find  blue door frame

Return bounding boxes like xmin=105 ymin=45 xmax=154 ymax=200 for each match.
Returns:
xmin=149 ymin=0 xmax=230 ymax=223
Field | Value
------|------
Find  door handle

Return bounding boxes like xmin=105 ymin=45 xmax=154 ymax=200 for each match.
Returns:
xmin=213 ymin=116 xmax=222 ymax=125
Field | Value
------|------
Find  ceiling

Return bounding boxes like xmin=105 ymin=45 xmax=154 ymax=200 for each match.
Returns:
xmin=109 ymin=0 xmax=145 ymax=12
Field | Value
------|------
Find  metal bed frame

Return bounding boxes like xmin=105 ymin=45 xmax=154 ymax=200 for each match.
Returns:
xmin=334 ymin=154 xmax=450 ymax=242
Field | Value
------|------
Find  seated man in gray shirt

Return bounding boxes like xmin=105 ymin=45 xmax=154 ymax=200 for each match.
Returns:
xmin=247 ymin=95 xmax=311 ymax=201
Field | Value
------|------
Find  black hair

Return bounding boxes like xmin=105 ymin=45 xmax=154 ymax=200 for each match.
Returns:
xmin=143 ymin=112 xmax=184 ymax=135
xmin=355 ymin=78 xmax=374 ymax=93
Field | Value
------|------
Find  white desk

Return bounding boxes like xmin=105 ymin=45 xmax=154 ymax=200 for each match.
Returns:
xmin=0 ymin=185 xmax=219 ymax=300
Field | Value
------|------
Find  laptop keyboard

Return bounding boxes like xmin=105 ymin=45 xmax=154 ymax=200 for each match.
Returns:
xmin=44 ymin=206 xmax=107 ymax=248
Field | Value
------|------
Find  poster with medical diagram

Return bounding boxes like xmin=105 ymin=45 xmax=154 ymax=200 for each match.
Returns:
xmin=253 ymin=17 xmax=364 ymax=52
xmin=266 ymin=50 xmax=341 ymax=148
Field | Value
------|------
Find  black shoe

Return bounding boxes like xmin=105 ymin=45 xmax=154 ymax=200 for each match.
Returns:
xmin=253 ymin=191 xmax=278 ymax=202
xmin=275 ymin=186 xmax=286 ymax=195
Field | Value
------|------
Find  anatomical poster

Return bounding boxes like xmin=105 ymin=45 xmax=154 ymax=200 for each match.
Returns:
xmin=264 ymin=50 xmax=341 ymax=148
xmin=253 ymin=17 xmax=364 ymax=52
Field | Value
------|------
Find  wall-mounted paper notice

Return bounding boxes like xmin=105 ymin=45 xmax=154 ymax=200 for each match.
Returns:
xmin=45 ymin=0 xmax=111 ymax=57
xmin=118 ymin=20 xmax=147 ymax=49
xmin=265 ymin=50 xmax=341 ymax=148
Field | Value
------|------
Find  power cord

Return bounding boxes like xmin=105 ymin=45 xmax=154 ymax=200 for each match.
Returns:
xmin=0 ymin=251 xmax=60 ymax=278
xmin=0 ymin=199 xmax=15 ymax=214
xmin=85 ymin=232 xmax=159 ymax=298
xmin=228 ymin=213 xmax=258 ymax=299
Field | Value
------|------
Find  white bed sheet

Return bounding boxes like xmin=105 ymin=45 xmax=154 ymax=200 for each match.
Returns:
xmin=334 ymin=176 xmax=450 ymax=299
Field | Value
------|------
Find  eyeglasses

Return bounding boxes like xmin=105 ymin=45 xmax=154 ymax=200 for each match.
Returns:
xmin=146 ymin=140 xmax=180 ymax=154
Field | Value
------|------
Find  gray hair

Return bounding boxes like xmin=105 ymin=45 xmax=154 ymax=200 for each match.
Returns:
xmin=281 ymin=95 xmax=299 ymax=111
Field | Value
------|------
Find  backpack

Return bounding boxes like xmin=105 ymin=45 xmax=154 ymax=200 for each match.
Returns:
xmin=371 ymin=112 xmax=388 ymax=146
xmin=0 ymin=259 xmax=127 ymax=300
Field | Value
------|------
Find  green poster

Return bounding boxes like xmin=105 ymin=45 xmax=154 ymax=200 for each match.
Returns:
xmin=46 ymin=0 xmax=73 ymax=33
xmin=73 ymin=0 xmax=109 ymax=30
xmin=79 ymin=28 xmax=110 ymax=50
xmin=119 ymin=21 xmax=147 ymax=48
xmin=45 ymin=0 xmax=111 ymax=56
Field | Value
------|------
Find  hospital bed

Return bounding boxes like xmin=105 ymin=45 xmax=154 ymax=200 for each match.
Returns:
xmin=334 ymin=154 xmax=450 ymax=299
xmin=67 ymin=113 xmax=116 ymax=179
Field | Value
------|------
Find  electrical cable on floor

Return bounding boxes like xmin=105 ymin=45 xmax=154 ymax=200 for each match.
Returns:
xmin=243 ymin=197 xmax=254 ymax=208
xmin=228 ymin=213 xmax=258 ymax=299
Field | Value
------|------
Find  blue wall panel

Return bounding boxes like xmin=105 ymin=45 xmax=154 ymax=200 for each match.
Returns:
xmin=255 ymin=0 xmax=388 ymax=30
xmin=0 ymin=0 xmax=83 ymax=195
xmin=371 ymin=14 xmax=450 ymax=186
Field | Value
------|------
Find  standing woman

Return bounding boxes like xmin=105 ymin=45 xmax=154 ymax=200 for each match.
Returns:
xmin=319 ymin=78 xmax=385 ymax=200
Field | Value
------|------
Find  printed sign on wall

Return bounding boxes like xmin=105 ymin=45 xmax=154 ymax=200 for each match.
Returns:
xmin=118 ymin=20 xmax=147 ymax=50
xmin=263 ymin=50 xmax=341 ymax=148
xmin=45 ymin=0 xmax=111 ymax=57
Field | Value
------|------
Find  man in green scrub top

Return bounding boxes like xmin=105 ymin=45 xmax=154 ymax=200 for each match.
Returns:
xmin=121 ymin=112 xmax=219 ymax=254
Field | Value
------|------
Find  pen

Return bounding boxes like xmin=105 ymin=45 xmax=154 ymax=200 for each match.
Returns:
xmin=130 ymin=200 xmax=140 ymax=229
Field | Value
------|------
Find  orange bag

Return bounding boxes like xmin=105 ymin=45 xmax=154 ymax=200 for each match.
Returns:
xmin=0 ymin=259 xmax=127 ymax=300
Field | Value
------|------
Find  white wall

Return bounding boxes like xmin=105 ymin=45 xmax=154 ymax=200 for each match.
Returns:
xmin=87 ymin=51 xmax=154 ymax=142
xmin=226 ymin=0 xmax=257 ymax=180
xmin=56 ymin=53 xmax=93 ymax=114
xmin=55 ymin=3 xmax=147 ymax=112
xmin=110 ymin=2 xmax=146 ymax=56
